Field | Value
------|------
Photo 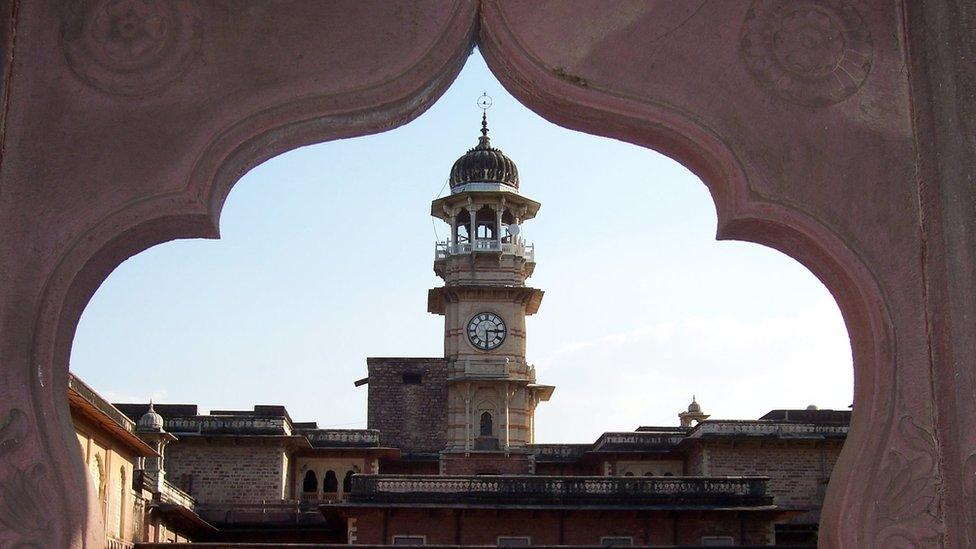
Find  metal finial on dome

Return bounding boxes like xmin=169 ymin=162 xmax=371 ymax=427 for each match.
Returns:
xmin=477 ymin=111 xmax=491 ymax=149
xmin=477 ymin=93 xmax=492 ymax=145
xmin=477 ymin=92 xmax=493 ymax=111
xmin=448 ymin=93 xmax=519 ymax=191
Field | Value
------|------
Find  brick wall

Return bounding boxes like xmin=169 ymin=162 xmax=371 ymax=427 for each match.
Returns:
xmin=366 ymin=358 xmax=447 ymax=454
xmin=534 ymin=461 xmax=597 ymax=476
xmin=348 ymin=508 xmax=774 ymax=545
xmin=165 ymin=441 xmax=288 ymax=504
xmin=686 ymin=444 xmax=705 ymax=475
xmin=439 ymin=452 xmax=534 ymax=475
xmin=699 ymin=439 xmax=843 ymax=513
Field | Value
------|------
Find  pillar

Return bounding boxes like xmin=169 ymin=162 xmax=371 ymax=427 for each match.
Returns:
xmin=504 ymin=385 xmax=511 ymax=452
xmin=468 ymin=206 xmax=478 ymax=249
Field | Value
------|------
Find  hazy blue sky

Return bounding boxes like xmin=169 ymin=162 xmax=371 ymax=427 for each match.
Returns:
xmin=71 ymin=51 xmax=853 ymax=443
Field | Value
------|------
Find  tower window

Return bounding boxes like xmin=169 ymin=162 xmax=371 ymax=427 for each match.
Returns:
xmin=402 ymin=373 xmax=422 ymax=385
xmin=480 ymin=411 xmax=493 ymax=437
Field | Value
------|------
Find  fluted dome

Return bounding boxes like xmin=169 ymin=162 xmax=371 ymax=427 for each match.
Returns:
xmin=449 ymin=113 xmax=519 ymax=191
xmin=688 ymin=397 xmax=701 ymax=413
xmin=138 ymin=402 xmax=165 ymax=432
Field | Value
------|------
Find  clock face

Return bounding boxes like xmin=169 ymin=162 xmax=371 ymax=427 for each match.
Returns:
xmin=467 ymin=312 xmax=507 ymax=351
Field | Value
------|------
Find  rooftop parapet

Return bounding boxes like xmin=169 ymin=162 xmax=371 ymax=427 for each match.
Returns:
xmin=345 ymin=475 xmax=773 ymax=509
xmin=591 ymin=432 xmax=687 ymax=452
xmin=529 ymin=444 xmax=590 ymax=462
xmin=687 ymin=420 xmax=849 ymax=439
xmin=298 ymin=429 xmax=382 ymax=448
xmin=162 ymin=415 xmax=292 ymax=436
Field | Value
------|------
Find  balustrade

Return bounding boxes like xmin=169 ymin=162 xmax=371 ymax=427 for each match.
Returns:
xmin=434 ymin=240 xmax=534 ymax=261
xmin=348 ymin=475 xmax=771 ymax=507
xmin=106 ymin=538 xmax=135 ymax=549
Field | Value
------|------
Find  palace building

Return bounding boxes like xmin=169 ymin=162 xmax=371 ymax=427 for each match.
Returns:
xmin=74 ymin=111 xmax=848 ymax=547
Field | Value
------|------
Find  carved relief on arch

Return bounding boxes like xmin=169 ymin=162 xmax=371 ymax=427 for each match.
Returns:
xmin=873 ymin=416 xmax=944 ymax=547
xmin=61 ymin=0 xmax=201 ymax=96
xmin=0 ymin=409 xmax=49 ymax=548
xmin=739 ymin=0 xmax=873 ymax=107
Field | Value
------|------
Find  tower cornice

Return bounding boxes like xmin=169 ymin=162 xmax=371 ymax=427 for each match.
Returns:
xmin=431 ymin=191 xmax=540 ymax=223
xmin=427 ymin=286 xmax=544 ymax=316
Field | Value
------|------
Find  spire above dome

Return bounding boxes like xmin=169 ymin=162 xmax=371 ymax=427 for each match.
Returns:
xmin=449 ymin=108 xmax=520 ymax=192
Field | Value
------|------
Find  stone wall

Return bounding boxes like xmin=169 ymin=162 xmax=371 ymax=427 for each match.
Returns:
xmin=165 ymin=441 xmax=288 ymax=504
xmin=72 ymin=415 xmax=141 ymax=544
xmin=366 ymin=358 xmax=447 ymax=454
xmin=699 ymin=439 xmax=843 ymax=514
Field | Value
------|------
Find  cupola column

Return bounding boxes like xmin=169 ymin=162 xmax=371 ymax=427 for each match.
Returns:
xmin=493 ymin=205 xmax=505 ymax=247
xmin=467 ymin=205 xmax=478 ymax=250
xmin=450 ymin=214 xmax=458 ymax=248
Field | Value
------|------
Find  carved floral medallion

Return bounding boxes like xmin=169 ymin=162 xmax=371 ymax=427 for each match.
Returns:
xmin=61 ymin=0 xmax=200 ymax=96
xmin=740 ymin=0 xmax=873 ymax=107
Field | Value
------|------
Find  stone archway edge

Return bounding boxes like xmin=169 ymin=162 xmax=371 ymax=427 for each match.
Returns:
xmin=0 ymin=1 xmax=972 ymax=547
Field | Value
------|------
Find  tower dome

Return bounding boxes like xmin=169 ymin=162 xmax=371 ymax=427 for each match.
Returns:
xmin=688 ymin=396 xmax=701 ymax=413
xmin=449 ymin=112 xmax=520 ymax=192
xmin=137 ymin=402 xmax=165 ymax=432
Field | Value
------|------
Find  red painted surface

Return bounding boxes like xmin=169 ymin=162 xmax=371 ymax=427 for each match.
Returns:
xmin=0 ymin=1 xmax=972 ymax=547
xmin=347 ymin=508 xmax=775 ymax=546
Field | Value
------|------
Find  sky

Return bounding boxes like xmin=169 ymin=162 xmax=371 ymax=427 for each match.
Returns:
xmin=70 ymin=51 xmax=853 ymax=443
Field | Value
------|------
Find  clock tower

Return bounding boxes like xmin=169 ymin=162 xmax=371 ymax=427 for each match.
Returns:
xmin=428 ymin=102 xmax=554 ymax=472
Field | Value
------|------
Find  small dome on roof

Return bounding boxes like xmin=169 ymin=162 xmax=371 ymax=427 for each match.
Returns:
xmin=137 ymin=402 xmax=165 ymax=431
xmin=449 ymin=112 xmax=519 ymax=191
xmin=806 ymin=404 xmax=818 ymax=411
xmin=688 ymin=396 xmax=701 ymax=413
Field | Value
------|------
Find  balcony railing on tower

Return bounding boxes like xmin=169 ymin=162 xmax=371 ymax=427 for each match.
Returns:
xmin=435 ymin=239 xmax=535 ymax=261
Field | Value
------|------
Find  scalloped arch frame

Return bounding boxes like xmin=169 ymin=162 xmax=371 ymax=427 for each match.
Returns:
xmin=1 ymin=1 xmax=960 ymax=547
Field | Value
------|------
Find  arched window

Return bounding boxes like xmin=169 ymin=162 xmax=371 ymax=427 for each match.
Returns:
xmin=343 ymin=470 xmax=354 ymax=493
xmin=302 ymin=470 xmax=318 ymax=494
xmin=480 ymin=412 xmax=493 ymax=437
xmin=118 ymin=467 xmax=127 ymax=537
xmin=644 ymin=472 xmax=653 ymax=476
xmin=323 ymin=470 xmax=338 ymax=493
xmin=624 ymin=472 xmax=634 ymax=477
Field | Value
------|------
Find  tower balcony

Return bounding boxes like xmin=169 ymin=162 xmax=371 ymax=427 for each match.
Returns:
xmin=435 ymin=239 xmax=535 ymax=262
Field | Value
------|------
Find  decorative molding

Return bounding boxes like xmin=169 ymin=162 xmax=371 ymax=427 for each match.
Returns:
xmin=61 ymin=0 xmax=201 ymax=96
xmin=0 ymin=409 xmax=28 ymax=457
xmin=0 ymin=409 xmax=48 ymax=548
xmin=740 ymin=0 xmax=873 ymax=107
xmin=873 ymin=416 xmax=944 ymax=547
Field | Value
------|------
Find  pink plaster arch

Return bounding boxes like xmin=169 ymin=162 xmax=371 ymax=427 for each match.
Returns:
xmin=17 ymin=3 xmax=478 ymax=546
xmin=1 ymin=1 xmax=957 ymax=548
xmin=479 ymin=6 xmax=892 ymax=547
